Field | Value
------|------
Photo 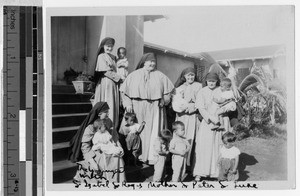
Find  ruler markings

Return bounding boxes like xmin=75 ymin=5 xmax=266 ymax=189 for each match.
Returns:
xmin=4 ymin=6 xmax=20 ymax=196
xmin=3 ymin=6 xmax=43 ymax=196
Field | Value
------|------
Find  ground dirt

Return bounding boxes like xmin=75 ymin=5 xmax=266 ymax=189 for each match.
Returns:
xmin=235 ymin=137 xmax=287 ymax=181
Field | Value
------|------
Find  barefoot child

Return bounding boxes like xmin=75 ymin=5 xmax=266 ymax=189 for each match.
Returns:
xmin=153 ymin=129 xmax=173 ymax=182
xmin=212 ymin=77 xmax=237 ymax=131
xmin=169 ymin=121 xmax=191 ymax=182
xmin=218 ymin=132 xmax=240 ymax=181
xmin=120 ymin=112 xmax=146 ymax=165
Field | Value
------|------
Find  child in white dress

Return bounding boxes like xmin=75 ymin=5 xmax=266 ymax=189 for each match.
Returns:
xmin=218 ymin=131 xmax=240 ymax=181
xmin=91 ymin=119 xmax=123 ymax=155
xmin=172 ymin=88 xmax=189 ymax=113
xmin=169 ymin=121 xmax=191 ymax=182
xmin=212 ymin=78 xmax=237 ymax=131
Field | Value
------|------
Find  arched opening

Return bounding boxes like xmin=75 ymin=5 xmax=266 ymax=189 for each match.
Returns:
xmin=239 ymin=74 xmax=266 ymax=93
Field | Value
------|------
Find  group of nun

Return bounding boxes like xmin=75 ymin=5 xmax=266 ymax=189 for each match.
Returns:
xmin=68 ymin=37 xmax=242 ymax=182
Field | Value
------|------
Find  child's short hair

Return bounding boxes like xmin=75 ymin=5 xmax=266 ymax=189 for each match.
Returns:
xmin=222 ymin=132 xmax=237 ymax=143
xmin=93 ymin=119 xmax=108 ymax=130
xmin=124 ymin=112 xmax=137 ymax=122
xmin=221 ymin=78 xmax=232 ymax=88
xmin=117 ymin=47 xmax=126 ymax=54
xmin=172 ymin=121 xmax=185 ymax=131
xmin=160 ymin=129 xmax=173 ymax=140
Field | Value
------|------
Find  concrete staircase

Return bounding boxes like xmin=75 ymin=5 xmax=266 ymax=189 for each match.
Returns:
xmin=52 ymin=85 xmax=93 ymax=183
xmin=52 ymin=85 xmax=158 ymax=183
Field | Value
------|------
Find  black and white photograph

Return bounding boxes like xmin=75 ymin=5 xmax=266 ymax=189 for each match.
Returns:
xmin=44 ymin=5 xmax=295 ymax=191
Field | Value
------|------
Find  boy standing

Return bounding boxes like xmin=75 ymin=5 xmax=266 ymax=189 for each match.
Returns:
xmin=169 ymin=121 xmax=191 ymax=182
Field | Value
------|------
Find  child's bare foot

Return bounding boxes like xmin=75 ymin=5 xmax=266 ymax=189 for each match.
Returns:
xmin=194 ymin=175 xmax=201 ymax=181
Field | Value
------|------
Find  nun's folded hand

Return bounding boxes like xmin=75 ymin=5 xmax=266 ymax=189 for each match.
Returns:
xmin=187 ymin=103 xmax=195 ymax=114
xmin=116 ymin=148 xmax=124 ymax=157
xmin=159 ymin=98 xmax=165 ymax=108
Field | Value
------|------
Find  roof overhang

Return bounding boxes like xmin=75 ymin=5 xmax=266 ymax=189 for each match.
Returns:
xmin=143 ymin=15 xmax=166 ymax=22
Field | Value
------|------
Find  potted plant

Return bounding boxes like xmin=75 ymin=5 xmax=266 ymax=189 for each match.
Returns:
xmin=64 ymin=67 xmax=79 ymax=85
xmin=72 ymin=72 xmax=94 ymax=94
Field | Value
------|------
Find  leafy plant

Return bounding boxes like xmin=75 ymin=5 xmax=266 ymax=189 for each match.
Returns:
xmin=75 ymin=72 xmax=94 ymax=82
xmin=236 ymin=89 xmax=287 ymax=140
xmin=64 ymin=67 xmax=80 ymax=84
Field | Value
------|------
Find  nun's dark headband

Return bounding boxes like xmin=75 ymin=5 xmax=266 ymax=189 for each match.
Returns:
xmin=206 ymin=72 xmax=219 ymax=81
xmin=100 ymin=37 xmax=115 ymax=48
xmin=144 ymin=53 xmax=156 ymax=62
xmin=135 ymin=53 xmax=157 ymax=70
xmin=182 ymin=67 xmax=196 ymax=76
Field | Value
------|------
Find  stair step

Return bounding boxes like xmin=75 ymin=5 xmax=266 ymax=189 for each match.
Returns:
xmin=52 ymin=93 xmax=93 ymax=103
xmin=53 ymin=160 xmax=77 ymax=172
xmin=53 ymin=126 xmax=80 ymax=133
xmin=52 ymin=102 xmax=91 ymax=105
xmin=52 ymin=85 xmax=76 ymax=94
xmin=53 ymin=113 xmax=89 ymax=118
xmin=53 ymin=161 xmax=78 ymax=183
xmin=52 ymin=114 xmax=87 ymax=128
xmin=53 ymin=126 xmax=79 ymax=145
xmin=52 ymin=104 xmax=92 ymax=115
xmin=53 ymin=147 xmax=70 ymax=162
xmin=53 ymin=129 xmax=78 ymax=144
xmin=53 ymin=142 xmax=70 ymax=150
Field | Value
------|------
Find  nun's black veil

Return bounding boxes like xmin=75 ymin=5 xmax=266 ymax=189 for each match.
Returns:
xmin=68 ymin=102 xmax=109 ymax=163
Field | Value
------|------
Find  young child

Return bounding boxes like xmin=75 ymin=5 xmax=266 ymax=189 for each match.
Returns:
xmin=153 ymin=129 xmax=173 ymax=182
xmin=116 ymin=47 xmax=129 ymax=81
xmin=212 ymin=77 xmax=237 ymax=131
xmin=120 ymin=112 xmax=146 ymax=165
xmin=91 ymin=119 xmax=123 ymax=155
xmin=218 ymin=131 xmax=240 ymax=181
xmin=172 ymin=88 xmax=189 ymax=113
xmin=169 ymin=121 xmax=191 ymax=182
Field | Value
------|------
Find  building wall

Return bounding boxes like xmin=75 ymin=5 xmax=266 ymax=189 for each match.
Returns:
xmin=52 ymin=16 xmax=144 ymax=84
xmin=232 ymin=60 xmax=252 ymax=85
xmin=51 ymin=17 xmax=87 ymax=84
xmin=126 ymin=16 xmax=144 ymax=73
xmin=100 ymin=16 xmax=126 ymax=57
xmin=270 ymin=55 xmax=286 ymax=85
xmin=231 ymin=57 xmax=287 ymax=87
xmin=144 ymin=48 xmax=195 ymax=84
xmin=86 ymin=16 xmax=104 ymax=76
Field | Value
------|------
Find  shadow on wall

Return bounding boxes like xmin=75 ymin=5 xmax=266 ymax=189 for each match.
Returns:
xmin=238 ymin=153 xmax=258 ymax=181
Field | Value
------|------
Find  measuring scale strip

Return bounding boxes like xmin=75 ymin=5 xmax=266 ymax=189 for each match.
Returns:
xmin=3 ymin=6 xmax=21 ymax=196
xmin=3 ymin=6 xmax=43 ymax=196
